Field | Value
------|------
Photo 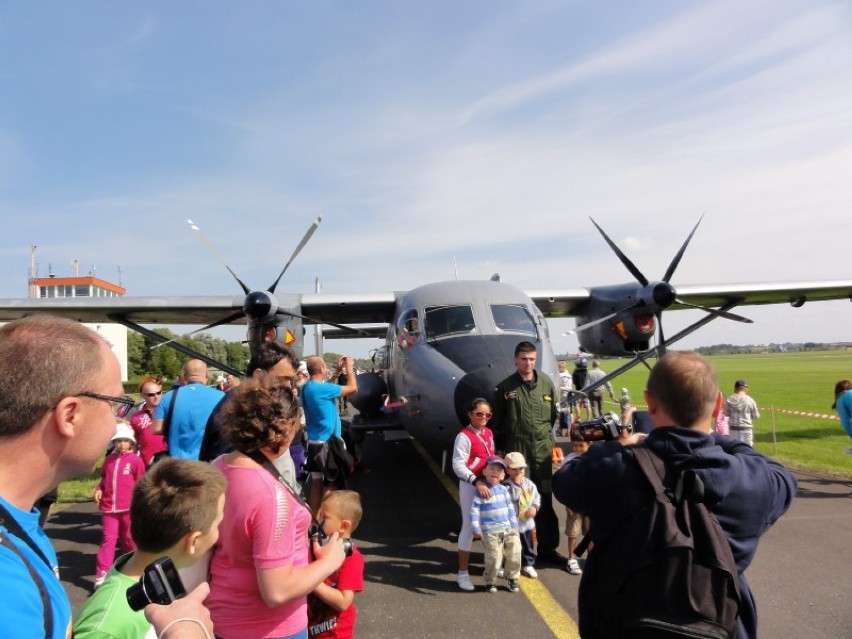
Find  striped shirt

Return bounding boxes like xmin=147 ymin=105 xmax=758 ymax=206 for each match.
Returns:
xmin=470 ymin=482 xmax=519 ymax=536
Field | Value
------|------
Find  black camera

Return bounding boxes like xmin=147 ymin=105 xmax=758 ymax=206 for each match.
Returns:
xmin=576 ymin=412 xmax=633 ymax=442
xmin=126 ymin=557 xmax=187 ymax=611
xmin=309 ymin=523 xmax=353 ymax=557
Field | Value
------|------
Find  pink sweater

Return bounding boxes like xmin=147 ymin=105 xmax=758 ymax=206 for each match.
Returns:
xmin=96 ymin=450 xmax=145 ymax=513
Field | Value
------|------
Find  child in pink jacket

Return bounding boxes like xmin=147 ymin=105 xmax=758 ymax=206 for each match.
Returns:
xmin=93 ymin=423 xmax=146 ymax=587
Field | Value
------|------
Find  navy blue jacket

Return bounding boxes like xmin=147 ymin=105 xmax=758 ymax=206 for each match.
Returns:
xmin=552 ymin=427 xmax=796 ymax=639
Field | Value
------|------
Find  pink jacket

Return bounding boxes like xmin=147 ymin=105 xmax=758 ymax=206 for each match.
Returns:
xmin=96 ymin=450 xmax=146 ymax=513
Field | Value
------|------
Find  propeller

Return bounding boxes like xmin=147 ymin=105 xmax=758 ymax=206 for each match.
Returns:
xmin=589 ymin=215 xmax=752 ymax=355
xmin=183 ymin=217 xmax=370 ymax=343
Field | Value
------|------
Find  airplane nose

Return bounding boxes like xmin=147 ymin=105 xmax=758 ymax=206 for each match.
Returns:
xmin=453 ymin=365 xmax=512 ymax=427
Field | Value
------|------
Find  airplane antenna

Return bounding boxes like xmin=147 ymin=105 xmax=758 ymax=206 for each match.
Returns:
xmin=187 ymin=219 xmax=251 ymax=295
xmin=453 ymin=256 xmax=459 ymax=281
xmin=267 ymin=215 xmax=323 ymax=294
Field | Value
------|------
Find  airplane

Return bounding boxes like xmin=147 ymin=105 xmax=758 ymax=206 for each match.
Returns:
xmin=1 ymin=216 xmax=850 ymax=457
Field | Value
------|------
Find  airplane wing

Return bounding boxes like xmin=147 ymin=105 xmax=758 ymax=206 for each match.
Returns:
xmin=300 ymin=292 xmax=397 ymax=325
xmin=0 ymin=296 xmax=247 ymax=325
xmin=527 ymin=280 xmax=852 ymax=317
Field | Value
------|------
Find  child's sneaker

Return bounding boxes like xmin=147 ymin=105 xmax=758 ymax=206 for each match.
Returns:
xmin=457 ymin=571 xmax=474 ymax=592
xmin=93 ymin=572 xmax=107 ymax=588
xmin=567 ymin=558 xmax=583 ymax=575
xmin=485 ymin=583 xmax=497 ymax=593
xmin=507 ymin=579 xmax=520 ymax=592
xmin=521 ymin=565 xmax=538 ymax=579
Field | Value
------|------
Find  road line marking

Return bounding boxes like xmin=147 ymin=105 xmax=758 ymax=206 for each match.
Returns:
xmin=411 ymin=439 xmax=580 ymax=639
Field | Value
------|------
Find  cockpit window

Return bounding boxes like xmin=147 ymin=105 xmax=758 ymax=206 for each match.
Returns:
xmin=491 ymin=304 xmax=536 ymax=334
xmin=396 ymin=310 xmax=421 ymax=347
xmin=424 ymin=305 xmax=476 ymax=339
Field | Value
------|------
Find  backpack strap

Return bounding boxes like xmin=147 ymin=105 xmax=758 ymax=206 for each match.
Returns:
xmin=0 ymin=506 xmax=54 ymax=639
xmin=631 ymin=445 xmax=669 ymax=495
xmin=162 ymin=385 xmax=180 ymax=443
xmin=633 ymin=445 xmax=707 ymax=504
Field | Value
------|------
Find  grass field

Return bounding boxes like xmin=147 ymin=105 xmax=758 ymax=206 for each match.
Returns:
xmin=602 ymin=350 xmax=852 ymax=478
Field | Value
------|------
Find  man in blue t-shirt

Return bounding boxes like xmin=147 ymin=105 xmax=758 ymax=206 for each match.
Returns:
xmin=302 ymin=355 xmax=358 ymax=512
xmin=0 ymin=317 xmax=127 ymax=639
xmin=153 ymin=359 xmax=224 ymax=459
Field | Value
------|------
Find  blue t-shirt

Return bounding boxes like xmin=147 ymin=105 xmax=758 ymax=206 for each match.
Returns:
xmin=302 ymin=380 xmax=343 ymax=442
xmin=0 ymin=495 xmax=72 ymax=639
xmin=154 ymin=383 xmax=225 ymax=459
xmin=837 ymin=389 xmax=852 ymax=438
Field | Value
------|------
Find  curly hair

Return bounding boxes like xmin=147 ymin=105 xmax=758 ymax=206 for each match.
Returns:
xmin=218 ymin=376 xmax=300 ymax=455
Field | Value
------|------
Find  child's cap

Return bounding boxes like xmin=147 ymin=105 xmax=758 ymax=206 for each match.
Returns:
xmin=485 ymin=455 xmax=506 ymax=469
xmin=112 ymin=423 xmax=136 ymax=443
xmin=621 ymin=388 xmax=629 ymax=395
xmin=298 ymin=360 xmax=308 ymax=375
xmin=504 ymin=452 xmax=527 ymax=469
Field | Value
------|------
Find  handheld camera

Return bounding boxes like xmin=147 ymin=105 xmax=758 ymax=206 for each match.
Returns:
xmin=126 ymin=557 xmax=187 ymax=611
xmin=576 ymin=412 xmax=633 ymax=442
xmin=309 ymin=522 xmax=353 ymax=557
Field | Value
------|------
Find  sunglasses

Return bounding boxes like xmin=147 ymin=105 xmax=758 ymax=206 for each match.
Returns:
xmin=473 ymin=411 xmax=492 ymax=419
xmin=142 ymin=391 xmax=163 ymax=397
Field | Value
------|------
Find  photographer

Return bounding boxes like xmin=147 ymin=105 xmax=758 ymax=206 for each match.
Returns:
xmin=552 ymin=352 xmax=796 ymax=639
xmin=303 ymin=355 xmax=358 ymax=514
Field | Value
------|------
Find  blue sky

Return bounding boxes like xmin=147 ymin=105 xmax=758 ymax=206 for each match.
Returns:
xmin=1 ymin=1 xmax=851 ymax=357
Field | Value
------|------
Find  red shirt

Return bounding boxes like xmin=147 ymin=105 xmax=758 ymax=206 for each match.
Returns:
xmin=307 ymin=546 xmax=365 ymax=638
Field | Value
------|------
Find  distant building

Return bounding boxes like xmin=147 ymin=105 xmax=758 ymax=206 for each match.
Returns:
xmin=22 ymin=258 xmax=129 ymax=381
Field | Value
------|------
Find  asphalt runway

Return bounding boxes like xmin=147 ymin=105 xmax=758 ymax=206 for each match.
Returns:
xmin=49 ymin=433 xmax=852 ymax=638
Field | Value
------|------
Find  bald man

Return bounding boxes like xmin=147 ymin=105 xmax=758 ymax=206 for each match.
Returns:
xmin=153 ymin=360 xmax=225 ymax=459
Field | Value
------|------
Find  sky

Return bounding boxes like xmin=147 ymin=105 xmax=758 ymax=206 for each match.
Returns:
xmin=1 ymin=1 xmax=851 ymax=358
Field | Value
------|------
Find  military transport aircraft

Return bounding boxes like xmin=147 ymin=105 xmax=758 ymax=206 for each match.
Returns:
xmin=0 ymin=216 xmax=850 ymax=454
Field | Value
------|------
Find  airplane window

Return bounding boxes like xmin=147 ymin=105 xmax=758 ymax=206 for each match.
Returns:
xmin=424 ymin=305 xmax=476 ymax=338
xmin=396 ymin=310 xmax=421 ymax=347
xmin=491 ymin=304 xmax=535 ymax=334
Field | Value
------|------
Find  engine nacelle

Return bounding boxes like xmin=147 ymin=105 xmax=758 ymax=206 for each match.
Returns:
xmin=577 ymin=312 xmax=656 ymax=356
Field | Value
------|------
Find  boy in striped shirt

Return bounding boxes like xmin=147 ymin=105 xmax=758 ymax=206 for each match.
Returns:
xmin=470 ymin=455 xmax=521 ymax=592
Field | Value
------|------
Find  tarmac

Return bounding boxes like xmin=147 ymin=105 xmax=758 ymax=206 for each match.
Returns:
xmin=48 ymin=432 xmax=852 ymax=638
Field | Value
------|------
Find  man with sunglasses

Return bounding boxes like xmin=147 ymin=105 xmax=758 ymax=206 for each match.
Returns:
xmin=0 ymin=316 xmax=129 ymax=639
xmin=491 ymin=341 xmax=564 ymax=568
xmin=130 ymin=376 xmax=167 ymax=466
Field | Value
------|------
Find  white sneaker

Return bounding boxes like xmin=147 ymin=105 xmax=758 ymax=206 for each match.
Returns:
xmin=93 ymin=573 xmax=107 ymax=588
xmin=567 ymin=559 xmax=583 ymax=575
xmin=497 ymin=567 xmax=505 ymax=579
xmin=457 ymin=571 xmax=474 ymax=591
xmin=521 ymin=565 xmax=538 ymax=579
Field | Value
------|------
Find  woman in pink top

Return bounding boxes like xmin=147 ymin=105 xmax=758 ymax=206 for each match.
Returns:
xmin=207 ymin=377 xmax=347 ymax=639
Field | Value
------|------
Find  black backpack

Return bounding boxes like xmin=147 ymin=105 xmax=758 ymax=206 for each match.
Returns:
xmin=589 ymin=445 xmax=741 ymax=639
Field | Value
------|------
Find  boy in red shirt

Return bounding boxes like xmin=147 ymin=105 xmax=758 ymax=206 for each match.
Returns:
xmin=308 ymin=490 xmax=365 ymax=638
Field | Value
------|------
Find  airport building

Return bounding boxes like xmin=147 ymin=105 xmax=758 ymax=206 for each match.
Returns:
xmin=25 ymin=260 xmax=129 ymax=380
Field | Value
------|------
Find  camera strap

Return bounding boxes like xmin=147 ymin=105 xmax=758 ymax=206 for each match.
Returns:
xmin=246 ymin=450 xmax=316 ymax=522
xmin=0 ymin=503 xmax=55 ymax=638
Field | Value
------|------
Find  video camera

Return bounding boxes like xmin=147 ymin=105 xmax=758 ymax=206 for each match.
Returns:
xmin=126 ymin=557 xmax=187 ymax=611
xmin=576 ymin=412 xmax=633 ymax=442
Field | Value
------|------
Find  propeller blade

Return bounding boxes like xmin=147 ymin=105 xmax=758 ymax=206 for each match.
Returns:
xmin=589 ymin=217 xmax=649 ymax=286
xmin=149 ymin=310 xmax=246 ymax=350
xmin=571 ymin=302 xmax=644 ymax=333
xmin=274 ymin=308 xmax=374 ymax=338
xmin=675 ymin=298 xmax=752 ymax=323
xmin=656 ymin=311 xmax=666 ymax=358
xmin=662 ymin=213 xmax=704 ymax=283
xmin=188 ymin=219 xmax=251 ymax=295
xmin=267 ymin=215 xmax=323 ymax=293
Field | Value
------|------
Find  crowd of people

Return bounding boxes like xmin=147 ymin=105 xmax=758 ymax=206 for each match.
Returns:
xmin=4 ymin=315 xmax=844 ymax=638
xmin=0 ymin=316 xmax=365 ymax=639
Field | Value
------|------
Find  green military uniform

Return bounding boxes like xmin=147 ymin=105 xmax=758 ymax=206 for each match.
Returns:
xmin=492 ymin=371 xmax=560 ymax=555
